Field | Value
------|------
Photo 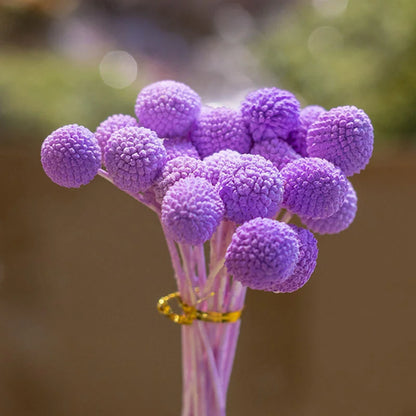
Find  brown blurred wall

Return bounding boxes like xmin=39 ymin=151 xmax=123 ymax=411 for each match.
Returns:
xmin=0 ymin=145 xmax=415 ymax=416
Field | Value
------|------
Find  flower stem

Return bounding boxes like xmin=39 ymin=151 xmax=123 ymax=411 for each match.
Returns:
xmin=176 ymin=218 xmax=246 ymax=416
xmin=97 ymin=168 xmax=160 ymax=213
xmin=281 ymin=210 xmax=293 ymax=223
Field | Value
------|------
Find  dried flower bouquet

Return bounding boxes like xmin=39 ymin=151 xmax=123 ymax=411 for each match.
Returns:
xmin=41 ymin=80 xmax=373 ymax=415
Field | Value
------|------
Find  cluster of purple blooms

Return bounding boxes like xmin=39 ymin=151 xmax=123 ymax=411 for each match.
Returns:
xmin=41 ymin=80 xmax=373 ymax=415
xmin=41 ymin=80 xmax=373 ymax=294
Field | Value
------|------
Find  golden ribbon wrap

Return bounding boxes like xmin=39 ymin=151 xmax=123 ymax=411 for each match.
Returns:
xmin=157 ymin=292 xmax=243 ymax=325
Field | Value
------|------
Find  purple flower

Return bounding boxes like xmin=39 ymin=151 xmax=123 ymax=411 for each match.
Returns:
xmin=225 ymin=218 xmax=300 ymax=291
xmin=219 ymin=154 xmax=284 ymax=224
xmin=104 ymin=126 xmax=166 ymax=193
xmin=135 ymin=80 xmax=201 ymax=138
xmin=161 ymin=177 xmax=224 ymax=245
xmin=301 ymin=179 xmax=357 ymax=234
xmin=241 ymin=87 xmax=300 ymax=142
xmin=190 ymin=106 xmax=252 ymax=158
xmin=153 ymin=156 xmax=209 ymax=203
xmin=281 ymin=157 xmax=348 ymax=219
xmin=287 ymin=105 xmax=325 ymax=156
xmin=41 ymin=124 xmax=101 ymax=188
xmin=271 ymin=225 xmax=318 ymax=293
xmin=163 ymin=136 xmax=200 ymax=162
xmin=306 ymin=106 xmax=374 ymax=176
xmin=203 ymin=149 xmax=242 ymax=186
xmin=251 ymin=137 xmax=300 ymax=170
xmin=95 ymin=114 xmax=138 ymax=157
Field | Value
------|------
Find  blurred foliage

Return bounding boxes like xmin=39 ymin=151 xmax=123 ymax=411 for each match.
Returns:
xmin=0 ymin=50 xmax=143 ymax=144
xmin=256 ymin=0 xmax=416 ymax=144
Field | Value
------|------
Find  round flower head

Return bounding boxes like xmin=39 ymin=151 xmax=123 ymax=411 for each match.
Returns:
xmin=153 ymin=156 xmax=209 ymax=204
xmin=251 ymin=137 xmax=300 ymax=170
xmin=306 ymin=106 xmax=374 ymax=176
xmin=287 ymin=105 xmax=325 ymax=156
xmin=104 ymin=126 xmax=166 ymax=193
xmin=301 ymin=179 xmax=357 ymax=234
xmin=163 ymin=136 xmax=200 ymax=162
xmin=281 ymin=157 xmax=348 ymax=219
xmin=161 ymin=177 xmax=224 ymax=245
xmin=219 ymin=154 xmax=284 ymax=224
xmin=41 ymin=124 xmax=101 ymax=188
xmin=271 ymin=225 xmax=318 ymax=293
xmin=95 ymin=114 xmax=138 ymax=156
xmin=135 ymin=80 xmax=201 ymax=138
xmin=190 ymin=106 xmax=252 ymax=158
xmin=241 ymin=87 xmax=300 ymax=142
xmin=203 ymin=149 xmax=242 ymax=186
xmin=225 ymin=218 xmax=300 ymax=291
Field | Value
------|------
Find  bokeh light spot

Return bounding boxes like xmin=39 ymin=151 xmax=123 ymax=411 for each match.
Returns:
xmin=99 ymin=50 xmax=137 ymax=89
xmin=214 ymin=3 xmax=254 ymax=43
xmin=308 ymin=26 xmax=343 ymax=56
xmin=312 ymin=0 xmax=349 ymax=17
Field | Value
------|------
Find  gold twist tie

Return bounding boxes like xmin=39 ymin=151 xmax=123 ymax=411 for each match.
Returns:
xmin=157 ymin=292 xmax=242 ymax=325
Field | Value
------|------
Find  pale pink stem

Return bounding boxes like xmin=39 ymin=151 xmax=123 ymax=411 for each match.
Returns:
xmin=220 ymin=282 xmax=247 ymax=389
xmin=97 ymin=168 xmax=160 ymax=213
xmin=281 ymin=210 xmax=293 ymax=223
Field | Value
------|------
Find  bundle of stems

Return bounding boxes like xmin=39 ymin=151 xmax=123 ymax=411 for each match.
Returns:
xmin=164 ymin=219 xmax=246 ymax=416
xmin=100 ymin=168 xmax=245 ymax=416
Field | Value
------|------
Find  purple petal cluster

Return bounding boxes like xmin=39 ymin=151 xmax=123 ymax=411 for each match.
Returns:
xmin=163 ymin=137 xmax=200 ymax=162
xmin=153 ymin=156 xmax=209 ymax=203
xmin=251 ymin=137 xmax=300 ymax=170
xmin=301 ymin=179 xmax=357 ymax=234
xmin=104 ymin=126 xmax=166 ymax=193
xmin=281 ymin=157 xmax=348 ymax=219
xmin=241 ymin=88 xmax=300 ymax=142
xmin=225 ymin=218 xmax=300 ymax=291
xmin=287 ymin=105 xmax=325 ymax=156
xmin=203 ymin=150 xmax=242 ymax=186
xmin=306 ymin=106 xmax=374 ymax=176
xmin=190 ymin=107 xmax=252 ymax=158
xmin=41 ymin=124 xmax=101 ymax=188
xmin=271 ymin=225 xmax=318 ymax=293
xmin=135 ymin=80 xmax=201 ymax=138
xmin=161 ymin=177 xmax=224 ymax=245
xmin=95 ymin=114 xmax=138 ymax=156
xmin=219 ymin=154 xmax=284 ymax=224
xmin=41 ymin=79 xmax=374 ymax=299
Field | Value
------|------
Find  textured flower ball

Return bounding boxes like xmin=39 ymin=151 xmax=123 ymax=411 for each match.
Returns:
xmin=153 ymin=156 xmax=209 ymax=204
xmin=241 ymin=87 xmax=300 ymax=142
xmin=135 ymin=80 xmax=201 ymax=138
xmin=281 ymin=157 xmax=348 ymax=219
xmin=190 ymin=106 xmax=252 ymax=158
xmin=161 ymin=177 xmax=224 ymax=245
xmin=203 ymin=149 xmax=242 ymax=186
xmin=225 ymin=218 xmax=300 ymax=291
xmin=306 ymin=106 xmax=374 ymax=176
xmin=251 ymin=137 xmax=300 ymax=170
xmin=163 ymin=136 xmax=200 ymax=162
xmin=301 ymin=179 xmax=357 ymax=234
xmin=41 ymin=124 xmax=101 ymax=188
xmin=104 ymin=126 xmax=166 ymax=193
xmin=219 ymin=154 xmax=284 ymax=224
xmin=271 ymin=225 xmax=318 ymax=293
xmin=287 ymin=105 xmax=325 ymax=156
xmin=95 ymin=114 xmax=138 ymax=156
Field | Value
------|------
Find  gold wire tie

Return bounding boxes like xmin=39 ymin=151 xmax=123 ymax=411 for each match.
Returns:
xmin=157 ymin=292 xmax=243 ymax=325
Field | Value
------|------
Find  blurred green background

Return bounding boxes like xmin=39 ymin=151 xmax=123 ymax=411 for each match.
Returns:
xmin=257 ymin=0 xmax=416 ymax=146
xmin=1 ymin=0 xmax=416 ymax=146
xmin=0 ymin=1 xmax=415 ymax=416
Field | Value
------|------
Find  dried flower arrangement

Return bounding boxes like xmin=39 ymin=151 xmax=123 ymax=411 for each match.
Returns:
xmin=41 ymin=80 xmax=373 ymax=415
